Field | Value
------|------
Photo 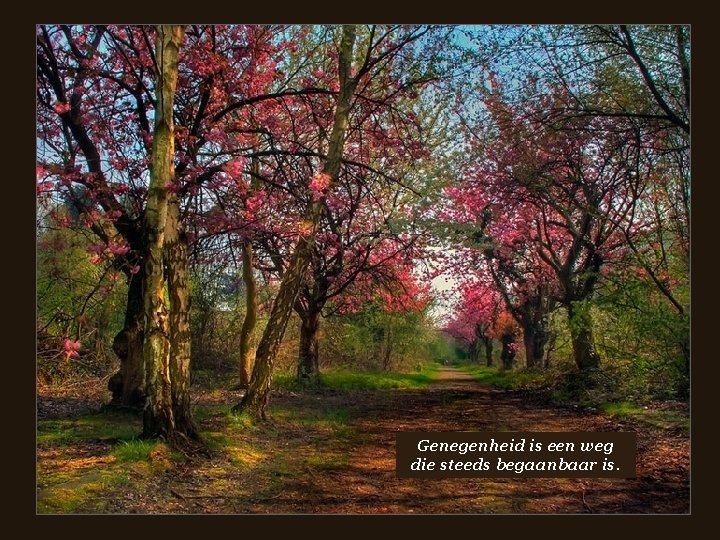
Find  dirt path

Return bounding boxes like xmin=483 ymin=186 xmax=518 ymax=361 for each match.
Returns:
xmin=77 ymin=367 xmax=690 ymax=514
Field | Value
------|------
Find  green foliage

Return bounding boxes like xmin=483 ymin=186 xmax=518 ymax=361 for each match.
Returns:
xmin=595 ymin=270 xmax=689 ymax=399
xmin=37 ymin=468 xmax=130 ymax=514
xmin=601 ymin=401 xmax=689 ymax=431
xmin=36 ymin=212 xmax=128 ymax=382
xmin=600 ymin=401 xmax=643 ymax=419
xmin=321 ymin=300 xmax=447 ymax=372
xmin=459 ymin=365 xmax=544 ymax=390
xmin=274 ymin=364 xmax=439 ymax=391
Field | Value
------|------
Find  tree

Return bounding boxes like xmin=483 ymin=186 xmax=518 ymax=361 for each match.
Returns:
xmin=233 ymin=24 xmax=452 ymax=417
xmin=494 ymin=312 xmax=520 ymax=371
xmin=444 ymin=278 xmax=500 ymax=366
xmin=37 ymin=24 xmax=318 ymax=406
xmin=140 ymin=25 xmax=198 ymax=440
xmin=234 ymin=25 xmax=360 ymax=418
xmin=445 ymin=80 xmax=650 ymax=372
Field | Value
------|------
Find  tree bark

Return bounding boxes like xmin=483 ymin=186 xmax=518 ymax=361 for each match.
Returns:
xmin=480 ymin=336 xmax=493 ymax=367
xmin=234 ymin=25 xmax=358 ymax=420
xmin=382 ymin=324 xmax=394 ymax=371
xmin=109 ymin=270 xmax=145 ymax=407
xmin=165 ymin=193 xmax=198 ymax=439
xmin=297 ymin=303 xmax=321 ymax=382
xmin=233 ymin=238 xmax=313 ymax=418
xmin=468 ymin=341 xmax=478 ymax=363
xmin=238 ymin=239 xmax=257 ymax=388
xmin=567 ymin=302 xmax=601 ymax=371
xmin=522 ymin=322 xmax=546 ymax=370
xmin=142 ymin=25 xmax=185 ymax=439
xmin=500 ymin=332 xmax=516 ymax=371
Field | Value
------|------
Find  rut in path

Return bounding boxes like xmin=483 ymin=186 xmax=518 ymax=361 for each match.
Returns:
xmin=107 ymin=366 xmax=689 ymax=514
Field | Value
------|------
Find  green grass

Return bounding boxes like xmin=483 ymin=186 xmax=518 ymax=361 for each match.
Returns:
xmin=459 ymin=365 xmax=543 ymax=390
xmin=601 ymin=401 xmax=643 ymax=419
xmin=112 ymin=439 xmax=159 ymax=462
xmin=601 ymin=401 xmax=689 ymax=430
xmin=273 ymin=363 xmax=439 ymax=392
xmin=37 ymin=410 xmax=142 ymax=447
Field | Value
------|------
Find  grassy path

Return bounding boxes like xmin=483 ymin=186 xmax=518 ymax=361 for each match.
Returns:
xmin=37 ymin=366 xmax=689 ymax=513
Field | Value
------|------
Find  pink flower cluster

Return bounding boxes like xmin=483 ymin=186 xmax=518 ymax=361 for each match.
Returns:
xmin=63 ymin=339 xmax=81 ymax=360
xmin=54 ymin=102 xmax=71 ymax=114
xmin=223 ymin=158 xmax=246 ymax=179
xmin=309 ymin=172 xmax=331 ymax=201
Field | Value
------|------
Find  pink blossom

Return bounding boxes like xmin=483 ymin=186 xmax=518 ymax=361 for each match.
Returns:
xmin=54 ymin=102 xmax=71 ymax=114
xmin=223 ymin=158 xmax=246 ymax=178
xmin=62 ymin=339 xmax=81 ymax=360
xmin=36 ymin=181 xmax=55 ymax=194
xmin=309 ymin=172 xmax=331 ymax=201
xmin=63 ymin=339 xmax=81 ymax=351
xmin=245 ymin=190 xmax=266 ymax=212
xmin=109 ymin=243 xmax=130 ymax=256
xmin=130 ymin=265 xmax=141 ymax=275
xmin=165 ymin=181 xmax=182 ymax=194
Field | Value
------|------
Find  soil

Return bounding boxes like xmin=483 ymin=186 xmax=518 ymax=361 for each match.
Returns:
xmin=76 ymin=367 xmax=689 ymax=514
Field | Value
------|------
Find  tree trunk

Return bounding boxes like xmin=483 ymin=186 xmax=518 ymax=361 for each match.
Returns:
xmin=233 ymin=238 xmax=313 ymax=418
xmin=567 ymin=303 xmax=600 ymax=371
xmin=481 ymin=336 xmax=493 ymax=367
xmin=238 ymin=240 xmax=257 ymax=388
xmin=522 ymin=322 xmax=546 ymax=370
xmin=382 ymin=324 xmax=394 ymax=371
xmin=109 ymin=270 xmax=145 ymax=407
xmin=678 ymin=333 xmax=689 ymax=398
xmin=297 ymin=303 xmax=321 ymax=382
xmin=500 ymin=332 xmax=516 ymax=371
xmin=165 ymin=193 xmax=198 ymax=439
xmin=468 ymin=341 xmax=478 ymax=363
xmin=233 ymin=25 xmax=358 ymax=420
xmin=142 ymin=25 xmax=185 ymax=439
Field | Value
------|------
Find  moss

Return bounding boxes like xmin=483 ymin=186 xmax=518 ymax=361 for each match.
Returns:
xmin=37 ymin=410 xmax=141 ymax=448
xmin=37 ymin=468 xmax=130 ymax=514
xmin=112 ymin=439 xmax=159 ymax=462
xmin=601 ymin=401 xmax=643 ymax=419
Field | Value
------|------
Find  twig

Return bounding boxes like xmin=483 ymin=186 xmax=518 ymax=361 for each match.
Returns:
xmin=581 ymin=489 xmax=594 ymax=513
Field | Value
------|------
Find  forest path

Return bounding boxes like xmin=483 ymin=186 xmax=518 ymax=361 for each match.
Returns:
xmin=65 ymin=366 xmax=688 ymax=514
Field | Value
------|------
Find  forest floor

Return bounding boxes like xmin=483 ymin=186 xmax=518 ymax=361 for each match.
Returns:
xmin=36 ymin=366 xmax=689 ymax=514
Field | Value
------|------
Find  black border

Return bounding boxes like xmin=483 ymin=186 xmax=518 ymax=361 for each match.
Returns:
xmin=17 ymin=2 xmax=714 ymax=535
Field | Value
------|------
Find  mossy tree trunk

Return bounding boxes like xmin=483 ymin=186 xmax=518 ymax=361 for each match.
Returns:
xmin=500 ymin=331 xmax=517 ymax=371
xmin=142 ymin=25 xmax=186 ymax=440
xmin=297 ymin=300 xmax=322 ymax=382
xmin=238 ymin=239 xmax=257 ymax=388
xmin=480 ymin=336 xmax=494 ymax=367
xmin=567 ymin=302 xmax=600 ymax=371
xmin=165 ymin=192 xmax=198 ymax=439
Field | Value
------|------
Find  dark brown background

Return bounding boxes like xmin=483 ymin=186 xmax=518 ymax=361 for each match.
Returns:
xmin=17 ymin=8 xmax=711 ymax=533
